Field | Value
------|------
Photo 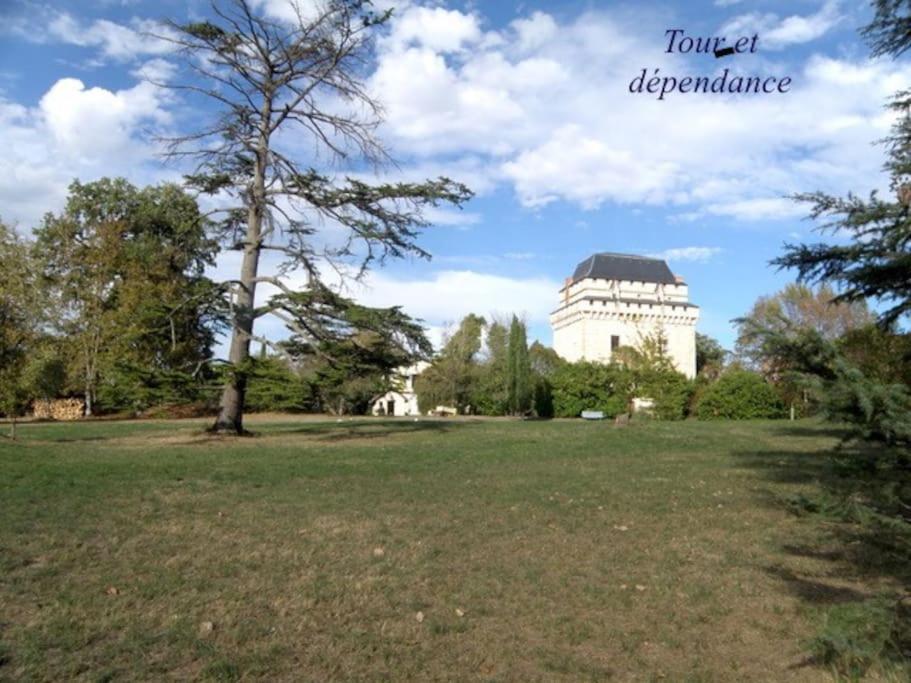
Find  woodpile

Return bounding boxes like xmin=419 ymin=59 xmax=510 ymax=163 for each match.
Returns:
xmin=32 ymin=398 xmax=85 ymax=421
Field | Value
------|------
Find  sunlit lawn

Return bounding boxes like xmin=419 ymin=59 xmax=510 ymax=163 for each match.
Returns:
xmin=0 ymin=416 xmax=898 ymax=681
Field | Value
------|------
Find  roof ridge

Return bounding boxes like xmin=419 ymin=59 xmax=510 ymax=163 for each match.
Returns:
xmin=595 ymin=252 xmax=661 ymax=261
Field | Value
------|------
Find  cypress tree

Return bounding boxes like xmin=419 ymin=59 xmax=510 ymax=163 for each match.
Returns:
xmin=507 ymin=316 xmax=532 ymax=415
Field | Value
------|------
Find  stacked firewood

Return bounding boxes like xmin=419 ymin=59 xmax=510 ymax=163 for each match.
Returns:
xmin=32 ymin=399 xmax=85 ymax=421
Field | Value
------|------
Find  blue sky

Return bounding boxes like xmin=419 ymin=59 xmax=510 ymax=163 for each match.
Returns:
xmin=0 ymin=0 xmax=902 ymax=353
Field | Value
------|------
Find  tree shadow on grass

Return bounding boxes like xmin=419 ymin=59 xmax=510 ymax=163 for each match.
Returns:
xmin=267 ymin=418 xmax=477 ymax=442
xmin=733 ymin=427 xmax=911 ymax=673
xmin=769 ymin=424 xmax=856 ymax=440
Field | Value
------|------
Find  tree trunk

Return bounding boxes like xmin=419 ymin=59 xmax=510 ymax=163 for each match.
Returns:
xmin=212 ymin=110 xmax=270 ymax=434
xmin=212 ymin=236 xmax=260 ymax=433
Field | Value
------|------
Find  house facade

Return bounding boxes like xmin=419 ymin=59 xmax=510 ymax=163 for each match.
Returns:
xmin=550 ymin=253 xmax=699 ymax=378
xmin=370 ymin=361 xmax=429 ymax=417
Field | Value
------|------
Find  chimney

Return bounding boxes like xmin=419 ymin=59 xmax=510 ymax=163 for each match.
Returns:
xmin=674 ymin=275 xmax=685 ymax=285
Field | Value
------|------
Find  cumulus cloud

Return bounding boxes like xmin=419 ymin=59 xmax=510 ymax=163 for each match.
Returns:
xmin=383 ymin=6 xmax=482 ymax=53
xmin=39 ymin=78 xmax=170 ymax=157
xmin=371 ymin=3 xmax=904 ymax=221
xmin=0 ymin=77 xmax=173 ymax=228
xmin=131 ymin=58 xmax=178 ymax=84
xmin=511 ymin=12 xmax=559 ymax=54
xmin=421 ymin=206 xmax=481 ymax=228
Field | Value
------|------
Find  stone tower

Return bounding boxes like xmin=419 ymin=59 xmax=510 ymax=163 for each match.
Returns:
xmin=550 ymin=252 xmax=699 ymax=377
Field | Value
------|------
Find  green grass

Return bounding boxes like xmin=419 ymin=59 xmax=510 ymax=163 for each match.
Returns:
xmin=0 ymin=416 xmax=905 ymax=681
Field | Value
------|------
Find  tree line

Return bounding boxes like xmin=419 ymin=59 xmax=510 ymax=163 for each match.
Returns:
xmin=1 ymin=0 xmax=473 ymax=436
xmin=0 ymin=177 xmax=432 ymax=432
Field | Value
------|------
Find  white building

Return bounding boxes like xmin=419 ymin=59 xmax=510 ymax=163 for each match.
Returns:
xmin=550 ymin=252 xmax=699 ymax=378
xmin=370 ymin=362 xmax=429 ymax=417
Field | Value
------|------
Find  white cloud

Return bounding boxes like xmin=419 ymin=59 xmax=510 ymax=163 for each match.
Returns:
xmin=349 ymin=269 xmax=560 ymax=327
xmin=511 ymin=11 xmax=558 ymax=53
xmin=252 ymin=0 xmax=333 ymax=25
xmin=131 ymin=58 xmax=177 ymax=84
xmin=1 ymin=0 xmax=902 ymax=239
xmin=721 ymin=1 xmax=842 ymax=50
xmin=384 ymin=6 xmax=482 ymax=53
xmin=501 ymin=124 xmax=679 ymax=209
xmin=371 ymin=4 xmax=905 ymax=221
xmin=648 ymin=247 xmax=722 ymax=263
xmin=705 ymin=197 xmax=806 ymax=221
xmin=45 ymin=13 xmax=174 ymax=61
xmin=422 ymin=206 xmax=481 ymax=228
xmin=0 ymin=77 xmax=173 ymax=228
xmin=39 ymin=77 xmax=170 ymax=157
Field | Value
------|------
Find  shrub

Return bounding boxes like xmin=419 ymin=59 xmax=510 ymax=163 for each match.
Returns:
xmin=551 ymin=361 xmax=628 ymax=418
xmin=532 ymin=375 xmax=555 ymax=418
xmin=637 ymin=369 xmax=694 ymax=420
xmin=695 ymin=370 xmax=786 ymax=419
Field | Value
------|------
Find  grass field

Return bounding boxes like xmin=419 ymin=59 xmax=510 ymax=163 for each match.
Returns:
xmin=0 ymin=416 xmax=906 ymax=681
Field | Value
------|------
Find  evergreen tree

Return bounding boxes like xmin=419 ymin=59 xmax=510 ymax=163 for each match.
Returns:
xmin=157 ymin=0 xmax=471 ymax=433
xmin=278 ymin=286 xmax=432 ymax=415
xmin=506 ymin=316 xmax=532 ymax=415
xmin=774 ymin=5 xmax=911 ymax=326
xmin=528 ymin=341 xmax=563 ymax=418
xmin=695 ymin=333 xmax=727 ymax=377
xmin=745 ymin=325 xmax=911 ymax=445
xmin=766 ymin=1 xmax=911 ymax=441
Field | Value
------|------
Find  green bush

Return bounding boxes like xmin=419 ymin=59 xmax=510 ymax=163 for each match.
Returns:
xmin=637 ymin=369 xmax=694 ymax=420
xmin=532 ymin=375 xmax=555 ymax=418
xmin=695 ymin=370 xmax=786 ymax=420
xmin=551 ymin=361 xmax=628 ymax=418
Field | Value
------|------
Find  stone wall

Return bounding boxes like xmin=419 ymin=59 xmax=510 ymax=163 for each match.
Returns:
xmin=32 ymin=398 xmax=85 ymax=421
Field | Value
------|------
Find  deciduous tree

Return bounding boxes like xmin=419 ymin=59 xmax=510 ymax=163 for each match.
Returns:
xmin=695 ymin=333 xmax=726 ymax=377
xmin=0 ymin=222 xmax=40 ymax=437
xmin=735 ymin=284 xmax=873 ymax=370
xmin=34 ymin=178 xmax=222 ymax=414
xmin=415 ymin=314 xmax=485 ymax=413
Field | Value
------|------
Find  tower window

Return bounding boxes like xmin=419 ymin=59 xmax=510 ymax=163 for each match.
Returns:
xmin=611 ymin=335 xmax=620 ymax=351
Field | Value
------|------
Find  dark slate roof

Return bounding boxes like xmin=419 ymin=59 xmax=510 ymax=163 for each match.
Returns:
xmin=571 ymin=252 xmax=678 ymax=285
